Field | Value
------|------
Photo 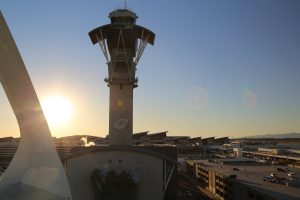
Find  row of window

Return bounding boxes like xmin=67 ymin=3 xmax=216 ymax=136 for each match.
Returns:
xmin=108 ymin=159 xmax=123 ymax=164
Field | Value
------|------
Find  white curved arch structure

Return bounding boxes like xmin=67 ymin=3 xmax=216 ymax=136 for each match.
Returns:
xmin=0 ymin=11 xmax=72 ymax=200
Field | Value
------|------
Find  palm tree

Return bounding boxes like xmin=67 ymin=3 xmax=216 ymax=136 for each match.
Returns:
xmin=103 ymin=169 xmax=119 ymax=191
xmin=90 ymin=169 xmax=137 ymax=200
xmin=90 ymin=169 xmax=104 ymax=192
xmin=118 ymin=170 xmax=136 ymax=191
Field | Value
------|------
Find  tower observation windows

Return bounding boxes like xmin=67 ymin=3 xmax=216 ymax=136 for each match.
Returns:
xmin=111 ymin=17 xmax=135 ymax=24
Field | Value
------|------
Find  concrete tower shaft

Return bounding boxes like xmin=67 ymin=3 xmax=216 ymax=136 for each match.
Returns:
xmin=89 ymin=9 xmax=155 ymax=145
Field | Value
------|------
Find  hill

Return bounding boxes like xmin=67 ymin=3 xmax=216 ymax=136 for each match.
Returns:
xmin=243 ymin=132 xmax=300 ymax=139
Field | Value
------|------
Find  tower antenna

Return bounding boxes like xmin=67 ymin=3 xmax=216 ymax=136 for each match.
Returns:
xmin=124 ymin=1 xmax=127 ymax=9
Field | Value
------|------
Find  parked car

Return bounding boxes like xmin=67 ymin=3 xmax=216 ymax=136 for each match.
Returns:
xmin=277 ymin=168 xmax=286 ymax=172
xmin=270 ymin=173 xmax=277 ymax=177
xmin=231 ymin=168 xmax=239 ymax=171
xmin=283 ymin=167 xmax=290 ymax=171
xmin=263 ymin=176 xmax=277 ymax=183
xmin=288 ymin=173 xmax=295 ymax=177
xmin=275 ymin=177 xmax=287 ymax=184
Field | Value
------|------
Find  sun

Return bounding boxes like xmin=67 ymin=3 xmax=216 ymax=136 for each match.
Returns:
xmin=41 ymin=96 xmax=74 ymax=127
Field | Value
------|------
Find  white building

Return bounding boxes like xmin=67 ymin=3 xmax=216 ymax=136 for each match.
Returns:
xmin=63 ymin=146 xmax=176 ymax=200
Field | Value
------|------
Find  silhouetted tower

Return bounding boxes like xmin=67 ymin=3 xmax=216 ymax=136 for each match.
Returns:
xmin=89 ymin=9 xmax=155 ymax=145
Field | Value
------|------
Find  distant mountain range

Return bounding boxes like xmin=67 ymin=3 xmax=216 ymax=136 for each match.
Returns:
xmin=243 ymin=132 xmax=300 ymax=139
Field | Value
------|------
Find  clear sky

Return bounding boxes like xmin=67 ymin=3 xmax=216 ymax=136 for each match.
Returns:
xmin=0 ymin=0 xmax=299 ymax=139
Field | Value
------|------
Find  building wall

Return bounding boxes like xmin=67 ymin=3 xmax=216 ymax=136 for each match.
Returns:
xmin=64 ymin=150 xmax=164 ymax=200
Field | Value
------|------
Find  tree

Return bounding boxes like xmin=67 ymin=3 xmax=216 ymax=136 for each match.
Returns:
xmin=103 ymin=169 xmax=119 ymax=191
xmin=118 ymin=170 xmax=136 ymax=191
xmin=90 ymin=168 xmax=137 ymax=200
xmin=90 ymin=169 xmax=104 ymax=191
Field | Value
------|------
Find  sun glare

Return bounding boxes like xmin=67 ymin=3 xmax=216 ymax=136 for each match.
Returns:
xmin=41 ymin=96 xmax=74 ymax=126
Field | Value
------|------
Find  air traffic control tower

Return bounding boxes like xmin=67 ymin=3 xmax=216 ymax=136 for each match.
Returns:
xmin=89 ymin=9 xmax=155 ymax=145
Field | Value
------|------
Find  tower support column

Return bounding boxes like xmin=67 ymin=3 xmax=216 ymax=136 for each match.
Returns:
xmin=109 ymin=83 xmax=133 ymax=145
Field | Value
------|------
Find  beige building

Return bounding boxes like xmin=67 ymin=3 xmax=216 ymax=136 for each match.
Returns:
xmin=188 ymin=159 xmax=300 ymax=200
xmin=63 ymin=146 xmax=176 ymax=200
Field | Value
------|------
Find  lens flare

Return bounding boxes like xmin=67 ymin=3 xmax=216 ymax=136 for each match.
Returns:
xmin=185 ymin=86 xmax=209 ymax=110
xmin=243 ymin=91 xmax=257 ymax=107
xmin=116 ymin=100 xmax=124 ymax=107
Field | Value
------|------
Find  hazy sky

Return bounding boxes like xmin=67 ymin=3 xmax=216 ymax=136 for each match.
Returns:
xmin=0 ymin=0 xmax=299 ymax=139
